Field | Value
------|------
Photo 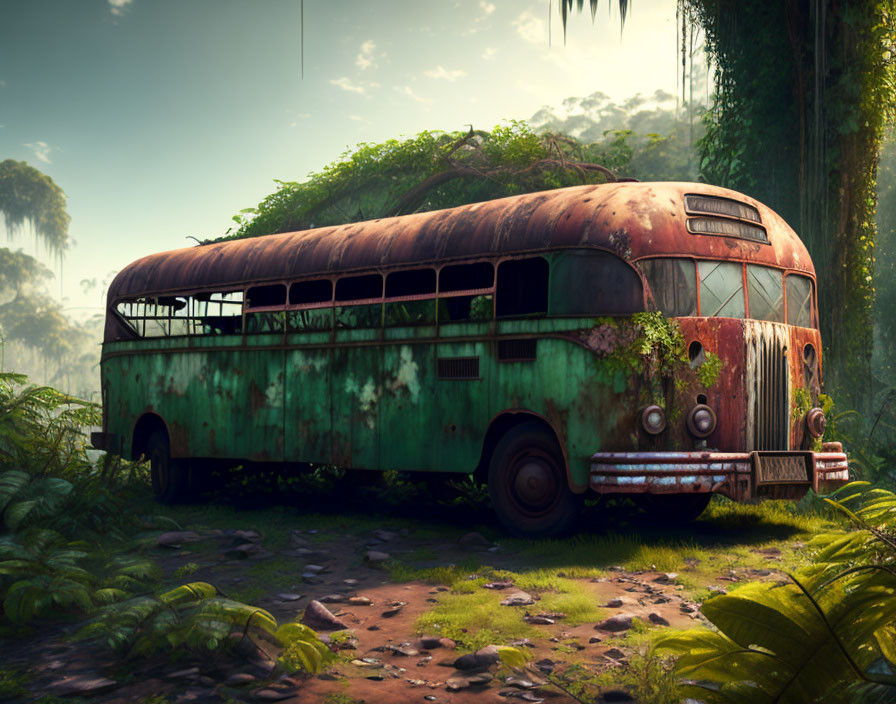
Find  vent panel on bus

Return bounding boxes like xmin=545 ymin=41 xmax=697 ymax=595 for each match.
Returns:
xmin=437 ymin=356 xmax=479 ymax=380
xmin=497 ymin=339 xmax=537 ymax=362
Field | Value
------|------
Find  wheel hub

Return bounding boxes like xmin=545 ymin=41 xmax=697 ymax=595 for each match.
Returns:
xmin=513 ymin=457 xmax=556 ymax=510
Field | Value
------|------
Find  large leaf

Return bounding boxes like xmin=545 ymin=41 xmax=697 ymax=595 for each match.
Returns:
xmin=159 ymin=582 xmax=217 ymax=606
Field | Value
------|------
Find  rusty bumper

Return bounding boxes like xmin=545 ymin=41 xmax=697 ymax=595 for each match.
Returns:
xmin=590 ymin=445 xmax=850 ymax=501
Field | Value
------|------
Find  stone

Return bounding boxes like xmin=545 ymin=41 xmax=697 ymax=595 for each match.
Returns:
xmin=224 ymin=673 xmax=256 ymax=685
xmin=381 ymin=600 xmax=407 ymax=617
xmin=648 ymin=612 xmax=670 ymax=627
xmin=417 ymin=636 xmax=443 ymax=650
xmin=595 ymin=613 xmax=636 ymax=632
xmin=459 ymin=531 xmax=492 ymax=549
xmin=453 ymin=653 xmax=480 ymax=670
xmin=654 ymin=572 xmax=678 ymax=584
xmin=589 ymin=636 xmax=603 ymax=644
xmin=606 ymin=598 xmax=624 ymax=608
xmin=510 ymin=638 xmax=535 ymax=648
xmin=343 ymin=578 xmax=359 ymax=586
xmin=318 ymin=594 xmax=345 ymax=603
xmin=680 ymin=604 xmax=697 ymax=614
xmin=225 ymin=543 xmax=259 ymax=559
xmin=374 ymin=529 xmax=397 ymax=541
xmin=536 ymin=611 xmax=565 ymax=620
xmin=524 ymin=615 xmax=555 ymax=625
xmin=348 ymin=596 xmax=372 ymax=606
xmin=46 ymin=675 xmax=118 ymax=696
xmin=166 ymin=667 xmax=200 ymax=679
xmin=276 ymin=593 xmax=303 ymax=602
xmin=474 ymin=645 xmax=501 ymax=667
xmin=709 ymin=585 xmax=728 ymax=595
xmin=230 ymin=529 xmax=262 ymax=543
xmin=254 ymin=689 xmax=293 ymax=700
xmin=303 ymin=600 xmax=349 ymax=630
xmin=157 ymin=531 xmax=201 ymax=547
xmin=534 ymin=658 xmax=555 ymax=674
xmin=483 ymin=580 xmax=515 ymax=590
xmin=304 ymin=564 xmax=326 ymax=573
xmin=439 ymin=638 xmax=456 ymax=649
xmin=301 ymin=573 xmax=323 ymax=584
xmin=601 ymin=690 xmax=635 ymax=702
xmin=501 ymin=591 xmax=536 ymax=607
xmin=366 ymin=550 xmax=390 ymax=564
xmin=417 ymin=656 xmax=433 ymax=667
xmin=603 ymin=648 xmax=627 ymax=662
xmin=505 ymin=674 xmax=540 ymax=689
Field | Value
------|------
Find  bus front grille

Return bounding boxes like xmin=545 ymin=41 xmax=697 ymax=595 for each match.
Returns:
xmin=745 ymin=321 xmax=791 ymax=451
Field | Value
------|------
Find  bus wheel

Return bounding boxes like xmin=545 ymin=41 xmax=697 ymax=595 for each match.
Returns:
xmin=632 ymin=493 xmax=711 ymax=527
xmin=488 ymin=423 xmax=580 ymax=538
xmin=148 ymin=431 xmax=189 ymax=503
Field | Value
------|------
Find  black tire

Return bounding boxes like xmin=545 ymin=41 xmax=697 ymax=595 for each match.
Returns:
xmin=148 ymin=430 xmax=190 ymax=503
xmin=488 ymin=422 xmax=581 ymax=538
xmin=631 ymin=492 xmax=712 ymax=527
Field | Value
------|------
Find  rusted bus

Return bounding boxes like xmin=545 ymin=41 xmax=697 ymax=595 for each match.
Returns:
xmin=96 ymin=181 xmax=848 ymax=538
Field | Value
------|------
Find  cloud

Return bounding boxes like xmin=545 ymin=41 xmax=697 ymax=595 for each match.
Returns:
xmin=424 ymin=66 xmax=467 ymax=82
xmin=24 ymin=141 xmax=54 ymax=164
xmin=355 ymin=40 xmax=378 ymax=71
xmin=349 ymin=115 xmax=367 ymax=122
xmin=108 ymin=0 xmax=132 ymax=17
xmin=513 ymin=10 xmax=545 ymax=44
xmin=481 ymin=47 xmax=497 ymax=60
xmin=330 ymin=76 xmax=379 ymax=96
xmin=478 ymin=1 xmax=495 ymax=17
xmin=396 ymin=85 xmax=432 ymax=104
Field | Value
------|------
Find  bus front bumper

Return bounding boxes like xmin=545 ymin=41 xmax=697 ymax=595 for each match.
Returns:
xmin=590 ymin=444 xmax=849 ymax=501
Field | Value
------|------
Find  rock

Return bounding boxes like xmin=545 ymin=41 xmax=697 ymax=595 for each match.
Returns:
xmin=446 ymin=677 xmax=470 ymax=691
xmin=653 ymin=572 xmax=678 ymax=584
xmin=348 ymin=596 xmax=372 ymax=606
xmin=157 ymin=531 xmax=201 ymax=547
xmin=606 ymin=598 xmax=624 ymax=608
xmin=166 ymin=667 xmax=200 ymax=679
xmin=536 ymin=611 xmax=566 ymax=620
xmin=225 ymin=543 xmax=260 ymax=559
xmin=589 ymin=636 xmax=603 ymax=644
xmin=381 ymin=601 xmax=407 ymax=617
xmin=653 ymin=596 xmax=672 ymax=604
xmin=601 ymin=690 xmax=635 ymax=702
xmin=374 ymin=529 xmax=397 ymax=541
xmin=505 ymin=674 xmax=540 ymax=689
xmin=459 ymin=531 xmax=492 ymax=549
xmin=304 ymin=564 xmax=326 ymax=573
xmin=501 ymin=591 xmax=536 ymax=607
xmin=483 ymin=580 xmax=515 ymax=590
xmin=318 ymin=594 xmax=345 ymax=603
xmin=254 ymin=689 xmax=294 ymax=700
xmin=534 ymin=658 xmax=555 ymax=674
xmin=224 ymin=673 xmax=256 ymax=685
xmin=276 ymin=593 xmax=303 ymax=602
xmin=453 ymin=653 xmax=480 ymax=670
xmin=45 ymin=675 xmax=118 ymax=696
xmin=439 ymin=638 xmax=456 ymax=649
xmin=366 ymin=550 xmax=391 ymax=564
xmin=603 ymin=648 xmax=627 ymax=662
xmin=680 ymin=604 xmax=697 ymax=613
xmin=301 ymin=573 xmax=323 ymax=584
xmin=709 ymin=585 xmax=728 ymax=595
xmin=417 ymin=636 xmax=443 ymax=650
xmin=343 ymin=578 xmax=359 ymax=586
xmin=524 ymin=615 xmax=555 ymax=625
xmin=595 ymin=613 xmax=636 ymax=632
xmin=648 ymin=612 xmax=670 ymax=626
xmin=230 ymin=529 xmax=262 ymax=543
xmin=474 ymin=645 xmax=500 ymax=667
xmin=510 ymin=638 xmax=535 ymax=648
xmin=303 ymin=600 xmax=348 ymax=630
xmin=417 ymin=656 xmax=433 ymax=667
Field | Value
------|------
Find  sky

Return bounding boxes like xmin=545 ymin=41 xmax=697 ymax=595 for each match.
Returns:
xmin=0 ymin=0 xmax=682 ymax=317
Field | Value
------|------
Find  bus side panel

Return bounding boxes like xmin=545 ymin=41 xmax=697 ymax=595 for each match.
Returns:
xmin=331 ymin=330 xmax=381 ymax=469
xmin=490 ymin=336 xmax=634 ymax=492
xmin=431 ymin=337 xmax=492 ymax=473
xmin=284 ymin=345 xmax=332 ymax=463
xmin=379 ymin=340 xmax=436 ymax=472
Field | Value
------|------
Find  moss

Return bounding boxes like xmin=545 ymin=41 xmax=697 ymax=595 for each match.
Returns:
xmin=698 ymin=352 xmax=723 ymax=389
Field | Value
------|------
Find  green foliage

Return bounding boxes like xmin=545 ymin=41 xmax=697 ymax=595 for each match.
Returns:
xmin=217 ymin=121 xmax=621 ymax=242
xmin=0 ymin=159 xmax=69 ymax=254
xmin=654 ymin=482 xmax=896 ymax=702
xmin=277 ymin=622 xmax=333 ymax=674
xmin=697 ymin=351 xmax=723 ymax=389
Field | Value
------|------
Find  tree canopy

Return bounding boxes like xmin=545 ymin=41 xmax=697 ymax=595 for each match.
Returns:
xmin=0 ymin=159 xmax=69 ymax=255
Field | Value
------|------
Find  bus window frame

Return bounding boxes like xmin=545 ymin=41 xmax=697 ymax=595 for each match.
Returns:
xmin=783 ymin=271 xmax=818 ymax=329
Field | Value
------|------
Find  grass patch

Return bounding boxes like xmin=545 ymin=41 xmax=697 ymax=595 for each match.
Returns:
xmin=385 ymin=559 xmax=483 ymax=587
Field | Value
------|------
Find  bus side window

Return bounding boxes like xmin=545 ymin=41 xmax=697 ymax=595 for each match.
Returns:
xmin=550 ymin=251 xmax=645 ymax=315
xmin=246 ymin=284 xmax=286 ymax=334
xmin=288 ymin=279 xmax=333 ymax=332
xmin=786 ymin=274 xmax=815 ymax=328
xmin=697 ymin=260 xmax=745 ymax=318
xmin=385 ymin=268 xmax=436 ymax=326
xmin=335 ymin=273 xmax=383 ymax=329
xmin=194 ymin=291 xmax=243 ymax=335
xmin=746 ymin=265 xmax=784 ymax=322
xmin=496 ymin=257 xmax=548 ymax=318
xmin=639 ymin=258 xmax=698 ymax=317
xmin=437 ymin=262 xmax=494 ymax=323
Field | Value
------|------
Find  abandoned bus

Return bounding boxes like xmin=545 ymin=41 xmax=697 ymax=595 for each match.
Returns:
xmin=94 ymin=182 xmax=849 ymax=537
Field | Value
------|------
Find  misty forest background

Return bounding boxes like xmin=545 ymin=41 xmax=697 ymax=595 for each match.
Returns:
xmin=4 ymin=1 xmax=896 ymax=483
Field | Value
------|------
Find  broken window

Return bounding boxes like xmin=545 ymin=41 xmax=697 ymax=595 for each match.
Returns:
xmin=550 ymin=250 xmax=645 ymax=316
xmin=289 ymin=279 xmax=332 ymax=305
xmin=246 ymin=284 xmax=286 ymax=309
xmin=192 ymin=291 xmax=243 ymax=335
xmin=437 ymin=262 xmax=494 ymax=324
xmin=116 ymin=291 xmax=243 ymax=337
xmin=698 ymin=260 xmax=745 ymax=318
xmin=335 ymin=273 xmax=383 ymax=329
xmin=496 ymin=257 xmax=548 ymax=318
xmin=786 ymin=274 xmax=815 ymax=328
xmin=747 ymin=265 xmax=784 ymax=323
xmin=385 ymin=268 xmax=436 ymax=326
xmin=640 ymin=258 xmax=698 ymax=317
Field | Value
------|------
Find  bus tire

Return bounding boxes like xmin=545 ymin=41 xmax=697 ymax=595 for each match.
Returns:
xmin=148 ymin=431 xmax=190 ymax=503
xmin=632 ymin=493 xmax=711 ymax=527
xmin=488 ymin=423 xmax=581 ymax=538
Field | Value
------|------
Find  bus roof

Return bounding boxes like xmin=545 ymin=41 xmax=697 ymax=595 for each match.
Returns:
xmin=108 ymin=182 xmax=814 ymax=301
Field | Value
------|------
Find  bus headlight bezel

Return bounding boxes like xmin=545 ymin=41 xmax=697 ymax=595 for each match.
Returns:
xmin=686 ymin=404 xmax=717 ymax=438
xmin=805 ymin=407 xmax=826 ymax=438
xmin=640 ymin=405 xmax=667 ymax=435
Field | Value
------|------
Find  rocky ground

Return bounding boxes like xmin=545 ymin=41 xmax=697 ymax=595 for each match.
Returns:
xmin=2 ymin=498 xmax=810 ymax=704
